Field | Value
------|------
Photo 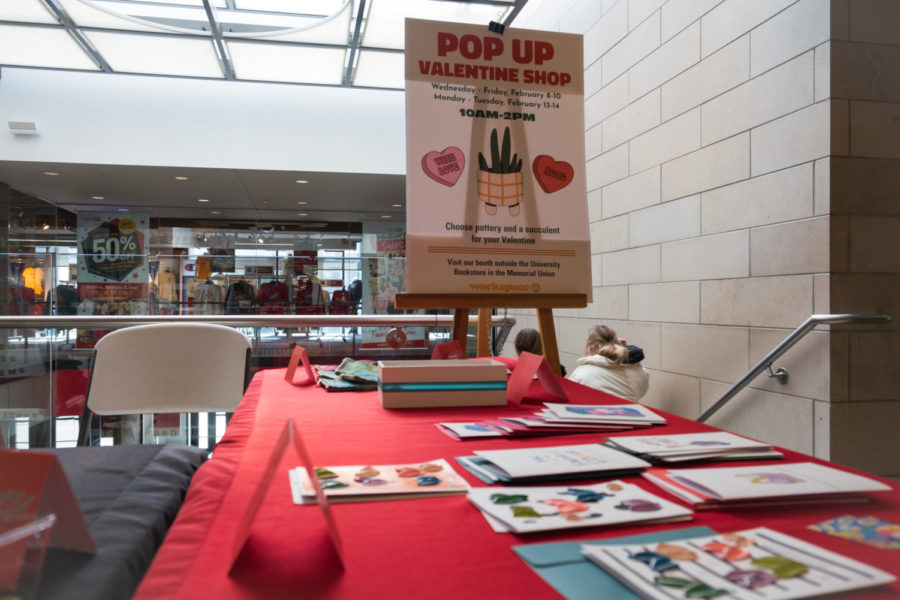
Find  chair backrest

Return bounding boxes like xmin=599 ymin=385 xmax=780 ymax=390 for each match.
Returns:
xmin=85 ymin=323 xmax=252 ymax=415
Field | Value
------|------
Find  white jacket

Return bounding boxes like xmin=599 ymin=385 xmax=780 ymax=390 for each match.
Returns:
xmin=566 ymin=354 xmax=649 ymax=402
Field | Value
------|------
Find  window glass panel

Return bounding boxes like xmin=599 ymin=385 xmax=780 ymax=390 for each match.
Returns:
xmin=66 ymin=0 xmax=212 ymax=34
xmin=353 ymin=49 xmax=403 ymax=89
xmin=233 ymin=0 xmax=346 ymax=14
xmin=84 ymin=31 xmax=224 ymax=77
xmin=0 ymin=0 xmax=57 ymax=24
xmin=222 ymin=1 xmax=350 ymax=45
xmin=0 ymin=25 xmax=99 ymax=70
xmin=114 ymin=0 xmax=205 ymax=6
xmin=227 ymin=42 xmax=345 ymax=84
xmin=362 ymin=0 xmax=508 ymax=50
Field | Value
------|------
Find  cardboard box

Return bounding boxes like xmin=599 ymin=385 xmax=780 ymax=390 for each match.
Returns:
xmin=377 ymin=360 xmax=507 ymax=408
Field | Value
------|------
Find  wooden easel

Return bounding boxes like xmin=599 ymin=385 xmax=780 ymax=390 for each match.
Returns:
xmin=395 ymin=293 xmax=588 ymax=376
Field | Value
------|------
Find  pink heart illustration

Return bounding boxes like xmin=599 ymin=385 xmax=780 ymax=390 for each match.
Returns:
xmin=422 ymin=147 xmax=465 ymax=187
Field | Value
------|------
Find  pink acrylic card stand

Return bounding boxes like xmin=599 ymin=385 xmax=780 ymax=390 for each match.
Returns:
xmin=506 ymin=351 xmax=568 ymax=405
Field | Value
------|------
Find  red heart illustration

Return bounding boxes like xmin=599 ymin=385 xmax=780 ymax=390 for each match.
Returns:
xmin=532 ymin=155 xmax=574 ymax=193
xmin=422 ymin=147 xmax=465 ymax=187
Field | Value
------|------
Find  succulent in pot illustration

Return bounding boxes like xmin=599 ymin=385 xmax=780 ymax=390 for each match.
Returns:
xmin=477 ymin=126 xmax=523 ymax=216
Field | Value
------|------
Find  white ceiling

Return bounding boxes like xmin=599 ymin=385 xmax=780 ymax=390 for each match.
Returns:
xmin=0 ymin=0 xmax=526 ymax=225
xmin=0 ymin=160 xmax=406 ymax=222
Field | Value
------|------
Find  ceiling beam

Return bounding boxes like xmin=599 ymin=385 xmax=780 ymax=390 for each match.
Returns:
xmin=342 ymin=0 xmax=368 ymax=87
xmin=502 ymin=0 xmax=528 ymax=27
xmin=39 ymin=0 xmax=112 ymax=73
xmin=202 ymin=0 xmax=235 ymax=80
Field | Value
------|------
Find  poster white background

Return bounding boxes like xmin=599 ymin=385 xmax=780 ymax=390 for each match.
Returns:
xmin=405 ymin=18 xmax=590 ymax=297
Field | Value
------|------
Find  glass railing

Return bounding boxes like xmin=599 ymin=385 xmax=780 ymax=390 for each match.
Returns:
xmin=0 ymin=314 xmax=514 ymax=450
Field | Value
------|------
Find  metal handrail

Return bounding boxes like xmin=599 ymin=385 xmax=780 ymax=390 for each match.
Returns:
xmin=697 ymin=313 xmax=891 ymax=424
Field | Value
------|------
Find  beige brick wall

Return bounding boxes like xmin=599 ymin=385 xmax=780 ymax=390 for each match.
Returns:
xmin=827 ymin=0 xmax=900 ymax=476
xmin=503 ymin=0 xmax=900 ymax=476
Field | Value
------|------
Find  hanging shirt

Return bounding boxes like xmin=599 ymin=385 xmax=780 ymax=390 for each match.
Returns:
xmin=225 ymin=280 xmax=256 ymax=314
xmin=258 ymin=280 xmax=289 ymax=314
xmin=330 ymin=289 xmax=353 ymax=314
xmin=195 ymin=256 xmax=211 ymax=280
xmin=156 ymin=269 xmax=178 ymax=302
xmin=55 ymin=284 xmax=78 ymax=315
xmin=294 ymin=277 xmax=323 ymax=314
xmin=8 ymin=285 xmax=33 ymax=315
xmin=22 ymin=267 xmax=44 ymax=296
xmin=194 ymin=280 xmax=224 ymax=315
xmin=347 ymin=279 xmax=362 ymax=305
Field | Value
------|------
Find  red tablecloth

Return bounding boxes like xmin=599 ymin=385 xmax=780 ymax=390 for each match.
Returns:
xmin=135 ymin=364 xmax=900 ymax=599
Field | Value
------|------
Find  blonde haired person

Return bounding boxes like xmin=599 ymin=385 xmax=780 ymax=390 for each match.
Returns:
xmin=567 ymin=324 xmax=649 ymax=402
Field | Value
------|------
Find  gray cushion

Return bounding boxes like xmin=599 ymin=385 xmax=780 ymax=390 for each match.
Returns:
xmin=34 ymin=445 xmax=207 ymax=600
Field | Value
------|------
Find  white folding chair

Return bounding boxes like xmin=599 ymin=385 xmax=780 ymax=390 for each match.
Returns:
xmin=78 ymin=323 xmax=252 ymax=446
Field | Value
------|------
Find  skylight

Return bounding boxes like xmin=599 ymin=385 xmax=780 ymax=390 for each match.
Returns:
xmin=0 ymin=0 xmax=523 ymax=90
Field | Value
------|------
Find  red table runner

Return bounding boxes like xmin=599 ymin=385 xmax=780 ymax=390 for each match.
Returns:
xmin=135 ymin=364 xmax=900 ymax=599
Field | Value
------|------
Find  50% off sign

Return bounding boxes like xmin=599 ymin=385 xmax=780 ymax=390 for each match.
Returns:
xmin=80 ymin=218 xmax=146 ymax=282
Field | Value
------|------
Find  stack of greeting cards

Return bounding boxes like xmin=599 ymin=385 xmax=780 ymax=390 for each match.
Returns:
xmin=605 ymin=431 xmax=783 ymax=464
xmin=437 ymin=403 xmax=666 ymax=441
xmin=540 ymin=403 xmax=666 ymax=426
xmin=643 ymin=461 xmax=892 ymax=509
xmin=437 ymin=417 xmax=633 ymax=440
xmin=468 ymin=480 xmax=692 ymax=534
xmin=581 ymin=526 xmax=895 ymax=599
xmin=457 ymin=442 xmax=651 ymax=485
xmin=289 ymin=458 xmax=469 ymax=503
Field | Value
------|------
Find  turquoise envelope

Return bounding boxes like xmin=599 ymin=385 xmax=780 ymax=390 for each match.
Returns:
xmin=513 ymin=526 xmax=715 ymax=600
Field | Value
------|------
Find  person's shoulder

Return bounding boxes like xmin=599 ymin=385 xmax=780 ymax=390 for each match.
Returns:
xmin=577 ymin=354 xmax=614 ymax=368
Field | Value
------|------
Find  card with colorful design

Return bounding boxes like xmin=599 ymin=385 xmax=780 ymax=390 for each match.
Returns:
xmin=436 ymin=421 xmax=507 ymax=439
xmin=543 ymin=403 xmax=666 ymax=424
xmin=461 ymin=442 xmax=651 ymax=484
xmin=643 ymin=462 xmax=891 ymax=508
xmin=810 ymin=515 xmax=900 ymax=550
xmin=581 ymin=526 xmax=895 ymax=599
xmin=606 ymin=431 xmax=772 ymax=455
xmin=467 ymin=480 xmax=692 ymax=534
xmin=289 ymin=458 xmax=469 ymax=503
xmin=605 ymin=431 xmax=782 ymax=463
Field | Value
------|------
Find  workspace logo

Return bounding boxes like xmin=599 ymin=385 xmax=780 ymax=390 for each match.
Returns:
xmin=468 ymin=281 xmax=539 ymax=293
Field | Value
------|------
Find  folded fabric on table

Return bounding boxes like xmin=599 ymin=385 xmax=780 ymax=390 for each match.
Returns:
xmin=316 ymin=358 xmax=378 ymax=392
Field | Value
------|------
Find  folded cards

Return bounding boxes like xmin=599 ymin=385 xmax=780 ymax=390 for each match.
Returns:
xmin=605 ymin=431 xmax=782 ymax=463
xmin=543 ymin=403 xmax=665 ymax=425
xmin=289 ymin=458 xmax=469 ymax=503
xmin=643 ymin=461 xmax=891 ymax=509
xmin=468 ymin=480 xmax=692 ymax=534
xmin=582 ymin=526 xmax=895 ymax=599
xmin=437 ymin=402 xmax=666 ymax=441
xmin=457 ymin=442 xmax=651 ymax=485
